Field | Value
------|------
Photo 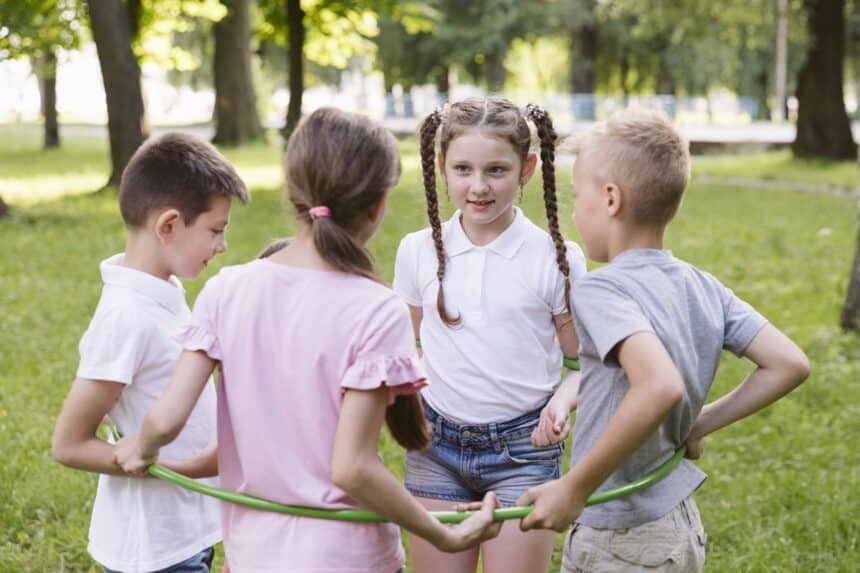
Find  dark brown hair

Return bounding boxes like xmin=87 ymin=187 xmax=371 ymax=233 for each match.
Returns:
xmin=286 ymin=107 xmax=428 ymax=450
xmin=119 ymin=132 xmax=250 ymax=228
xmin=419 ymin=97 xmax=570 ymax=326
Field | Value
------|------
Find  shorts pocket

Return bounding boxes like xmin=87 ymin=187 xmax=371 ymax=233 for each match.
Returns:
xmin=502 ymin=434 xmax=563 ymax=466
xmin=608 ymin=518 xmax=687 ymax=569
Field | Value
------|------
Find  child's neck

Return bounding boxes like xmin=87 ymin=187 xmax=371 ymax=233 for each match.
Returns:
xmin=266 ymin=225 xmax=339 ymax=271
xmin=123 ymin=233 xmax=172 ymax=281
xmin=607 ymin=223 xmax=666 ymax=262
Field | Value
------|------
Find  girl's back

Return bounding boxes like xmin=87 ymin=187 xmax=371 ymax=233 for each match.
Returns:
xmin=185 ymin=258 xmax=423 ymax=571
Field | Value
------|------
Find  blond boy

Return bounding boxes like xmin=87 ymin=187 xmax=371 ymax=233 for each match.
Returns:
xmin=52 ymin=133 xmax=249 ymax=573
xmin=518 ymin=110 xmax=810 ymax=572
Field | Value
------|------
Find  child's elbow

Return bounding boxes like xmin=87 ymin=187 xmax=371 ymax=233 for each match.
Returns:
xmin=656 ymin=374 xmax=684 ymax=409
xmin=331 ymin=458 xmax=371 ymax=494
xmin=51 ymin=434 xmax=74 ymax=467
xmin=785 ymin=349 xmax=811 ymax=387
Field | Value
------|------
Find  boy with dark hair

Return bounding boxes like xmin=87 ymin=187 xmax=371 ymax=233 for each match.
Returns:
xmin=53 ymin=133 xmax=249 ymax=572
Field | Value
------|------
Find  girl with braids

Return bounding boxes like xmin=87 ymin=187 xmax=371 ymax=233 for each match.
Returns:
xmin=393 ymin=97 xmax=587 ymax=573
xmin=117 ymin=108 xmax=501 ymax=573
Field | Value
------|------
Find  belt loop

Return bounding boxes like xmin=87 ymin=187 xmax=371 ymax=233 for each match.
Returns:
xmin=489 ymin=423 xmax=502 ymax=453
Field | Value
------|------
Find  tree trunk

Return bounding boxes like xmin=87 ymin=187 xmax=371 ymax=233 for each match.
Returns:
xmin=842 ymin=208 xmax=860 ymax=331
xmin=774 ymin=0 xmax=789 ymax=121
xmin=569 ymin=15 xmax=597 ymax=121
xmin=0 ymin=196 xmax=8 ymax=219
xmin=283 ymin=0 xmax=304 ymax=141
xmin=37 ymin=50 xmax=60 ymax=149
xmin=87 ymin=0 xmax=148 ymax=188
xmin=792 ymin=0 xmax=857 ymax=160
xmin=486 ymin=49 xmax=506 ymax=93
xmin=212 ymin=0 xmax=262 ymax=146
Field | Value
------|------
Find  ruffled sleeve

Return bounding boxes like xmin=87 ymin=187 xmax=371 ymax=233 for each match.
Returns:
xmin=176 ymin=275 xmax=222 ymax=361
xmin=340 ymin=293 xmax=427 ymax=405
xmin=341 ymin=354 xmax=427 ymax=405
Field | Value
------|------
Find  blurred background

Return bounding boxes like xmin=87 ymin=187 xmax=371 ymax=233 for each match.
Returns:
xmin=0 ymin=0 xmax=857 ymax=183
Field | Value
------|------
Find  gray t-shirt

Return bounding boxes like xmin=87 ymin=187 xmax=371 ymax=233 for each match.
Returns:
xmin=570 ymin=248 xmax=767 ymax=529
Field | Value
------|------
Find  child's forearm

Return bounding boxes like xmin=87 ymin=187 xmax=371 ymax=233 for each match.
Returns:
xmin=689 ymin=364 xmax=807 ymax=440
xmin=333 ymin=457 xmax=450 ymax=548
xmin=554 ymin=370 xmax=580 ymax=412
xmin=160 ymin=444 xmax=218 ymax=478
xmin=53 ymin=436 xmax=127 ymax=476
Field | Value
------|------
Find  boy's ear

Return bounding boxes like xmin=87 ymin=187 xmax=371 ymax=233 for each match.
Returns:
xmin=605 ymin=183 xmax=622 ymax=217
xmin=154 ymin=208 xmax=183 ymax=245
xmin=520 ymin=153 xmax=538 ymax=185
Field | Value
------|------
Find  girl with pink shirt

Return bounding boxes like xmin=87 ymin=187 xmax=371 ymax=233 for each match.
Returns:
xmin=116 ymin=108 xmax=501 ymax=572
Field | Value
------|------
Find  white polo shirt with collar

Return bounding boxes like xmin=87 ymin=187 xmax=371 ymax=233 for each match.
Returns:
xmin=394 ymin=208 xmax=587 ymax=424
xmin=76 ymin=253 xmax=221 ymax=572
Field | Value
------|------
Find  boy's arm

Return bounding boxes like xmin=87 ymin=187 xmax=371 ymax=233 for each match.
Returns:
xmin=52 ymin=378 xmax=126 ymax=476
xmin=519 ymin=331 xmax=684 ymax=531
xmin=116 ymin=350 xmax=216 ymax=475
xmin=159 ymin=443 xmax=218 ymax=478
xmin=532 ymin=312 xmax=582 ymax=447
xmin=686 ymin=323 xmax=809 ymax=452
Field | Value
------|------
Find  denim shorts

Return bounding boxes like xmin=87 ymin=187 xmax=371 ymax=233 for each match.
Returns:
xmin=104 ymin=546 xmax=214 ymax=573
xmin=405 ymin=402 xmax=562 ymax=507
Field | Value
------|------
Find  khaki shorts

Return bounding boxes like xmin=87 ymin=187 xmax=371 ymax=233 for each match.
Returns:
xmin=562 ymin=496 xmax=706 ymax=573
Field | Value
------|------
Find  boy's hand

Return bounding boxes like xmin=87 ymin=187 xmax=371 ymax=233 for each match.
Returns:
xmin=517 ymin=477 xmax=584 ymax=532
xmin=531 ymin=394 xmax=572 ymax=447
xmin=437 ymin=492 xmax=503 ymax=552
xmin=684 ymin=434 xmax=706 ymax=460
xmin=115 ymin=434 xmax=157 ymax=477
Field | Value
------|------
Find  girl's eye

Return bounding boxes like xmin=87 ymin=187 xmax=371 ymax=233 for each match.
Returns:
xmin=212 ymin=229 xmax=224 ymax=235
xmin=489 ymin=166 xmax=507 ymax=175
xmin=454 ymin=165 xmax=470 ymax=173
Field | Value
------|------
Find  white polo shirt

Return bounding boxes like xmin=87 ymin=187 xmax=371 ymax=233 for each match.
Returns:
xmin=76 ymin=254 xmax=221 ymax=573
xmin=394 ymin=209 xmax=587 ymax=423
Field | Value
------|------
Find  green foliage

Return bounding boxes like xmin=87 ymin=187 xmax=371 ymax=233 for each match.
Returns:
xmin=0 ymin=0 xmax=84 ymax=67
xmin=1 ymin=130 xmax=858 ymax=571
xmin=135 ymin=0 xmax=226 ymax=71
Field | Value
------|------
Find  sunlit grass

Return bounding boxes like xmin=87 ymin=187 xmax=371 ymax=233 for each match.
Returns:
xmin=1 ymin=129 xmax=858 ymax=572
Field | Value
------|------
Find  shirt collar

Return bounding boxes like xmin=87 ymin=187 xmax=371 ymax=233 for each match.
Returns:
xmin=444 ymin=207 xmax=528 ymax=259
xmin=100 ymin=253 xmax=187 ymax=315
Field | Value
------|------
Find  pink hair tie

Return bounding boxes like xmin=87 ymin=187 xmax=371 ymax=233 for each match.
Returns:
xmin=308 ymin=206 xmax=331 ymax=220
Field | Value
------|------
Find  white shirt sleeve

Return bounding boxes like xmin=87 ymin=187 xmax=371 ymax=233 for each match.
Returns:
xmin=393 ymin=233 xmax=422 ymax=307
xmin=76 ymin=305 xmax=150 ymax=384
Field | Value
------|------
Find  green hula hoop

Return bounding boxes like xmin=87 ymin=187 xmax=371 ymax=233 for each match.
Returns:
xmin=111 ymin=426 xmax=683 ymax=524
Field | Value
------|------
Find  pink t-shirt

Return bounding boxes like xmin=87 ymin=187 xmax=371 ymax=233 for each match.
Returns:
xmin=179 ymin=259 xmax=426 ymax=573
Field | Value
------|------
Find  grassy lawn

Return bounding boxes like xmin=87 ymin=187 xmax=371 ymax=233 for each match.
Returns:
xmin=692 ymin=149 xmax=859 ymax=190
xmin=1 ymin=130 xmax=858 ymax=572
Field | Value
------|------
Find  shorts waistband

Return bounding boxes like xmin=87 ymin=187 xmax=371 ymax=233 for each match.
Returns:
xmin=424 ymin=402 xmax=545 ymax=449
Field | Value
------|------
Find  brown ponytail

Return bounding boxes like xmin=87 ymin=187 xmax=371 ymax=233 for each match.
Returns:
xmin=526 ymin=103 xmax=571 ymax=313
xmin=286 ymin=108 xmax=428 ymax=450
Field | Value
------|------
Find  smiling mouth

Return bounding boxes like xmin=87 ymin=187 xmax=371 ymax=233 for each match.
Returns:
xmin=468 ymin=199 xmax=495 ymax=207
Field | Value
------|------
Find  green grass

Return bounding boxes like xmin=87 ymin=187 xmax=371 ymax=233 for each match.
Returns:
xmin=692 ymin=150 xmax=859 ymax=190
xmin=1 ymin=131 xmax=858 ymax=572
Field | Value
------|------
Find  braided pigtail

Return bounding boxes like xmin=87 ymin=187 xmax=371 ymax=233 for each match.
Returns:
xmin=419 ymin=108 xmax=461 ymax=326
xmin=526 ymin=103 xmax=571 ymax=314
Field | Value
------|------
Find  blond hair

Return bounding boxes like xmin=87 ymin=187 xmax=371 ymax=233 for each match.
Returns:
xmin=575 ymin=109 xmax=690 ymax=227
